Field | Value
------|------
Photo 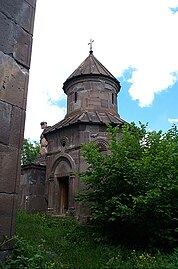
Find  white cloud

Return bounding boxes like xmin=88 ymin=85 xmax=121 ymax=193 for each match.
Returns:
xmin=25 ymin=0 xmax=178 ymax=140
xmin=128 ymin=69 xmax=177 ymax=107
xmin=24 ymin=89 xmax=66 ymax=142
xmin=168 ymin=118 xmax=178 ymax=123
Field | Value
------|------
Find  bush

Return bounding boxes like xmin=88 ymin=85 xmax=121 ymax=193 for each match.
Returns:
xmin=77 ymin=123 xmax=178 ymax=248
xmin=21 ymin=139 xmax=40 ymax=165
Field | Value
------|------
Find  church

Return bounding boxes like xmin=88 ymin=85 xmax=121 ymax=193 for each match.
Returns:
xmin=42 ymin=42 xmax=125 ymax=219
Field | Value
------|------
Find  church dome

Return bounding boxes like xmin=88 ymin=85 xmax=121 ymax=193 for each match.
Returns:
xmin=44 ymin=47 xmax=125 ymax=135
xmin=63 ymin=51 xmax=120 ymax=93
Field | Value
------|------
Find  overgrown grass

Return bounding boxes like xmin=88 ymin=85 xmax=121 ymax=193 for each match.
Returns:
xmin=1 ymin=211 xmax=178 ymax=268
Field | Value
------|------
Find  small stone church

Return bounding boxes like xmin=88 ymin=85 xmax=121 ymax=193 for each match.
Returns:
xmin=41 ymin=43 xmax=125 ymax=219
xmin=20 ymin=43 xmax=125 ymax=218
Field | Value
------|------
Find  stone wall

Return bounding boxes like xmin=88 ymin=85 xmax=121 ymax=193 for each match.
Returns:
xmin=45 ymin=123 xmax=108 ymax=219
xmin=66 ymin=77 xmax=119 ymax=116
xmin=19 ymin=164 xmax=47 ymax=213
xmin=0 ymin=0 xmax=36 ymax=259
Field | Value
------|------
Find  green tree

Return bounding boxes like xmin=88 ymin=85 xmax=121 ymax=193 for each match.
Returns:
xmin=77 ymin=123 xmax=178 ymax=248
xmin=21 ymin=139 xmax=40 ymax=165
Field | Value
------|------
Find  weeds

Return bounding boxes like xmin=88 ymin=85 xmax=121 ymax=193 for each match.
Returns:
xmin=0 ymin=211 xmax=177 ymax=268
xmin=0 ymin=236 xmax=55 ymax=269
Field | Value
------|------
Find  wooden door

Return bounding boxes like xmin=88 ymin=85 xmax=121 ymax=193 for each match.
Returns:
xmin=59 ymin=177 xmax=69 ymax=215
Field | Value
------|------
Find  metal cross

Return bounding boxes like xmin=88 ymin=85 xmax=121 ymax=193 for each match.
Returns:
xmin=88 ymin=39 xmax=94 ymax=53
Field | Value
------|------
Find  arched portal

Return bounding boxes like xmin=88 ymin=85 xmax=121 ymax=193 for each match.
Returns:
xmin=48 ymin=153 xmax=76 ymax=216
xmin=54 ymin=157 xmax=71 ymax=215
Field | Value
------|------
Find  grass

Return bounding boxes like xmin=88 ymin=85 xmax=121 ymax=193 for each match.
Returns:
xmin=1 ymin=211 xmax=178 ymax=268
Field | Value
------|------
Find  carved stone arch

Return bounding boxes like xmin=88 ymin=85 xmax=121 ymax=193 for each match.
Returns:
xmin=50 ymin=153 xmax=76 ymax=178
xmin=48 ymin=153 xmax=76 ymax=216
xmin=93 ymin=138 xmax=109 ymax=152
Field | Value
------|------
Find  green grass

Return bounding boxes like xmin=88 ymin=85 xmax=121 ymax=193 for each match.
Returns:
xmin=1 ymin=211 xmax=178 ymax=268
xmin=16 ymin=211 xmax=112 ymax=268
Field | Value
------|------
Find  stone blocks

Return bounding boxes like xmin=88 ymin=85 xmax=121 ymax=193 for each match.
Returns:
xmin=0 ymin=193 xmax=18 ymax=248
xmin=0 ymin=52 xmax=29 ymax=109
xmin=0 ymin=0 xmax=36 ymax=35
xmin=0 ymin=144 xmax=20 ymax=193
xmin=0 ymin=101 xmax=26 ymax=148
xmin=0 ymin=0 xmax=36 ymax=259
xmin=19 ymin=165 xmax=47 ymax=213
xmin=0 ymin=11 xmax=33 ymax=68
xmin=0 ymin=101 xmax=12 ymax=145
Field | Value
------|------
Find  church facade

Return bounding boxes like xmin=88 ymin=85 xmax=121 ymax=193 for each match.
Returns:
xmin=43 ymin=47 xmax=124 ymax=219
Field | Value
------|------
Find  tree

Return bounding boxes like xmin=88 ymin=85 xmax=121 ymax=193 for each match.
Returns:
xmin=21 ymin=139 xmax=40 ymax=165
xmin=77 ymin=123 xmax=178 ymax=248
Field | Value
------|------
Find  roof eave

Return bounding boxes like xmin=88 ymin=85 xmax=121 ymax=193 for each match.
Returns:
xmin=63 ymin=73 xmax=121 ymax=94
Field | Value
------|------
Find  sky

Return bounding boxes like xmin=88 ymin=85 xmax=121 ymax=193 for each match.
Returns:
xmin=25 ymin=0 xmax=178 ymax=142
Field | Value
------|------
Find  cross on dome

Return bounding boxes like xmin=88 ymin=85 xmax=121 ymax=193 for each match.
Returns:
xmin=88 ymin=39 xmax=94 ymax=54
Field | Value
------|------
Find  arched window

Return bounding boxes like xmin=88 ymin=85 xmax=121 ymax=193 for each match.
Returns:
xmin=94 ymin=139 xmax=108 ymax=153
xmin=74 ymin=92 xmax=77 ymax=103
xmin=97 ymin=142 xmax=108 ymax=152
xmin=112 ymin=93 xmax=114 ymax=104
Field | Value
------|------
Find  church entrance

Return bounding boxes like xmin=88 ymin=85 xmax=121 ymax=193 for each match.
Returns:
xmin=58 ymin=177 xmax=69 ymax=215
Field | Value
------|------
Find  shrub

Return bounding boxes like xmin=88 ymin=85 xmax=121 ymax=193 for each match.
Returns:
xmin=77 ymin=123 xmax=178 ymax=248
xmin=21 ymin=139 xmax=40 ymax=165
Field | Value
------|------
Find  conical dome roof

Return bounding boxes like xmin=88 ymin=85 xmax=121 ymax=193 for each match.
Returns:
xmin=63 ymin=51 xmax=120 ymax=92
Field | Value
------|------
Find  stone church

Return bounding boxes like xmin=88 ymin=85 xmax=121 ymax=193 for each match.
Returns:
xmin=41 ymin=44 xmax=125 ymax=219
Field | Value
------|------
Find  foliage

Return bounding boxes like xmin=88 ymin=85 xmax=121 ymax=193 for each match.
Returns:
xmin=21 ymin=138 xmax=40 ymax=165
xmin=0 ymin=236 xmax=55 ymax=269
xmin=1 ymin=211 xmax=177 ymax=268
xmin=15 ymin=211 xmax=110 ymax=268
xmin=77 ymin=123 xmax=178 ymax=248
xmin=105 ymin=248 xmax=178 ymax=269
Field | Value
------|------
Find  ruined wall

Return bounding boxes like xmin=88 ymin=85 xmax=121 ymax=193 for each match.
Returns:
xmin=0 ymin=0 xmax=36 ymax=258
xmin=19 ymin=164 xmax=47 ymax=213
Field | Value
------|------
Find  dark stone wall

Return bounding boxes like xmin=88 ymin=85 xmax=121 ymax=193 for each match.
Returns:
xmin=0 ymin=0 xmax=36 ymax=259
xmin=45 ymin=123 xmax=110 ymax=219
xmin=66 ymin=77 xmax=119 ymax=116
xmin=19 ymin=165 xmax=47 ymax=213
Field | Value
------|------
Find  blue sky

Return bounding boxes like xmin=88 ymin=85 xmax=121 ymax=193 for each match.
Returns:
xmin=119 ymin=70 xmax=178 ymax=133
xmin=48 ymin=68 xmax=178 ymax=134
xmin=44 ymin=71 xmax=178 ymax=135
xmin=25 ymin=0 xmax=178 ymax=141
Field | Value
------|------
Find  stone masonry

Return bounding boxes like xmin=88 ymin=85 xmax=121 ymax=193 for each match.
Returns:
xmin=19 ymin=164 xmax=47 ymax=213
xmin=43 ymin=48 xmax=125 ymax=220
xmin=0 ymin=0 xmax=36 ymax=259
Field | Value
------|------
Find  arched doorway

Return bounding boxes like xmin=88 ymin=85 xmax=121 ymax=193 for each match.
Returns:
xmin=48 ymin=154 xmax=76 ymax=216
